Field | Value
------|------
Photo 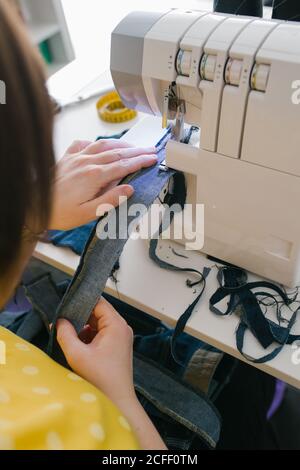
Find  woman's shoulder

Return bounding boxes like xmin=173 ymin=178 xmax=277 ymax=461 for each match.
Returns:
xmin=0 ymin=327 xmax=139 ymax=450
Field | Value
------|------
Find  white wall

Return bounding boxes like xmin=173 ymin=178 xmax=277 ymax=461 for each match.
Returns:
xmin=61 ymin=0 xmax=213 ymax=74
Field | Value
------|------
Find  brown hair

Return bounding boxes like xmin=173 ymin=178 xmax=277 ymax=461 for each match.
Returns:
xmin=0 ymin=0 xmax=55 ymax=276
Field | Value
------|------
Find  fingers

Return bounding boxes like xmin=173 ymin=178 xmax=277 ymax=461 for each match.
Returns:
xmin=93 ymin=298 xmax=129 ymax=333
xmin=82 ymin=139 xmax=133 ymax=155
xmin=87 ymin=298 xmax=122 ymax=333
xmin=99 ymin=154 xmax=157 ymax=187
xmin=93 ymin=298 xmax=123 ymax=322
xmin=66 ymin=140 xmax=92 ymax=154
xmin=83 ymin=184 xmax=134 ymax=221
xmin=56 ymin=319 xmax=85 ymax=364
xmin=86 ymin=146 xmax=157 ymax=165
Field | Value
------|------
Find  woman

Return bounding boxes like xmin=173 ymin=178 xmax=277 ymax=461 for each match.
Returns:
xmin=0 ymin=0 xmax=166 ymax=450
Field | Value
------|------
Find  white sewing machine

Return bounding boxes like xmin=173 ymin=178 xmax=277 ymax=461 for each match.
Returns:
xmin=110 ymin=9 xmax=300 ymax=287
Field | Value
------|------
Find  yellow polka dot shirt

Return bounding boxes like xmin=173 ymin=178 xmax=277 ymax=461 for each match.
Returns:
xmin=0 ymin=327 xmax=140 ymax=450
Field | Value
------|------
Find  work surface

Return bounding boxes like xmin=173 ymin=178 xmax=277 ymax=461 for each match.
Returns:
xmin=35 ymin=68 xmax=300 ymax=389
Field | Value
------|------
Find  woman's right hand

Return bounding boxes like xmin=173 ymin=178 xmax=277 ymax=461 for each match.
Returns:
xmin=50 ymin=140 xmax=157 ymax=231
xmin=56 ymin=298 xmax=167 ymax=450
xmin=56 ymin=297 xmax=136 ymax=405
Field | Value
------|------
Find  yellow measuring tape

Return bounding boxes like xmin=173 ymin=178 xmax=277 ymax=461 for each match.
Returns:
xmin=96 ymin=91 xmax=137 ymax=123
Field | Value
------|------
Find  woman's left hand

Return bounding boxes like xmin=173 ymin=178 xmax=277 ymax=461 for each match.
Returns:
xmin=49 ymin=139 xmax=157 ymax=230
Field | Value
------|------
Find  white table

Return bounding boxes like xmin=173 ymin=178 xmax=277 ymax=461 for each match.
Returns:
xmin=35 ymin=69 xmax=300 ymax=389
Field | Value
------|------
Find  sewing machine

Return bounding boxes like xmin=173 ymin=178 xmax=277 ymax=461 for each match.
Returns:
xmin=110 ymin=9 xmax=300 ymax=288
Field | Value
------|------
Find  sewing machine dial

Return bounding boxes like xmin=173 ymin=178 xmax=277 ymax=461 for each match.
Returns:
xmin=176 ymin=49 xmax=192 ymax=77
xmin=199 ymin=54 xmax=217 ymax=82
xmin=225 ymin=58 xmax=243 ymax=86
xmin=250 ymin=63 xmax=270 ymax=92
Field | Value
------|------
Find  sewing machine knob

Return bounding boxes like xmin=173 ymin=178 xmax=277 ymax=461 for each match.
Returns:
xmin=176 ymin=49 xmax=192 ymax=77
xmin=199 ymin=54 xmax=217 ymax=82
xmin=225 ymin=58 xmax=243 ymax=86
xmin=250 ymin=63 xmax=270 ymax=92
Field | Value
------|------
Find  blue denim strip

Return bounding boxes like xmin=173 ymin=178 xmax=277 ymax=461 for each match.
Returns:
xmin=48 ymin=130 xmax=183 ymax=360
xmin=210 ymin=266 xmax=300 ymax=363
xmin=150 ymin=227 xmax=211 ymax=365
xmin=148 ymin=174 xmax=212 ymax=366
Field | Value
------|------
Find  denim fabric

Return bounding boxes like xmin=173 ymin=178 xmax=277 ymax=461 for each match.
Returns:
xmin=49 ymin=221 xmax=97 ymax=255
xmin=0 ymin=311 xmax=28 ymax=330
xmin=105 ymin=294 xmax=222 ymax=449
xmin=96 ymin=130 xmax=128 ymax=141
xmin=48 ymin=130 xmax=178 ymax=356
xmin=210 ymin=266 xmax=300 ymax=363
xmin=149 ymin=225 xmax=212 ymax=366
xmin=1 ymin=275 xmax=61 ymax=348
xmin=133 ymin=354 xmax=221 ymax=449
xmin=104 ymin=293 xmax=232 ymax=401
xmin=4 ymin=286 xmax=32 ymax=314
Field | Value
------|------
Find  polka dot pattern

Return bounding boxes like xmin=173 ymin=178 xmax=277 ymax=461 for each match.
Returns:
xmin=89 ymin=423 xmax=105 ymax=442
xmin=67 ymin=373 xmax=82 ymax=382
xmin=15 ymin=343 xmax=30 ymax=352
xmin=22 ymin=366 xmax=39 ymax=376
xmin=0 ymin=326 xmax=139 ymax=450
xmin=0 ymin=419 xmax=13 ymax=431
xmin=80 ymin=393 xmax=97 ymax=403
xmin=45 ymin=403 xmax=64 ymax=411
xmin=46 ymin=432 xmax=64 ymax=450
xmin=32 ymin=387 xmax=50 ymax=396
xmin=0 ymin=389 xmax=10 ymax=404
xmin=0 ymin=434 xmax=15 ymax=450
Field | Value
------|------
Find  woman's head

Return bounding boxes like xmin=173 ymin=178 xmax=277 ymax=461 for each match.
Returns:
xmin=0 ymin=0 xmax=55 ymax=306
